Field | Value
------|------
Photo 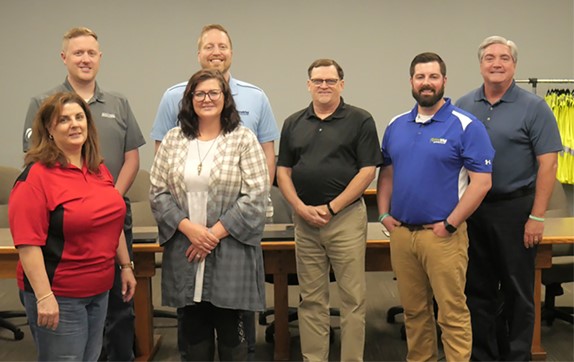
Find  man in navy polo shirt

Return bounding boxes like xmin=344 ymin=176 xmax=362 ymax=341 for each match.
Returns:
xmin=456 ymin=36 xmax=562 ymax=361
xmin=377 ymin=52 xmax=494 ymax=361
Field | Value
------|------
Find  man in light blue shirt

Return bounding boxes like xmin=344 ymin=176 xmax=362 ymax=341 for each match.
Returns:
xmin=151 ymin=24 xmax=279 ymax=359
xmin=151 ymin=24 xmax=279 ymax=182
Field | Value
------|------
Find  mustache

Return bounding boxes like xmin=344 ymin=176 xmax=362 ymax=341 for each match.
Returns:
xmin=419 ymin=86 xmax=435 ymax=92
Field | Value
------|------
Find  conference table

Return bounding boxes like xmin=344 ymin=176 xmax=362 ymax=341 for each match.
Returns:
xmin=0 ymin=218 xmax=572 ymax=361
xmin=129 ymin=218 xmax=573 ymax=361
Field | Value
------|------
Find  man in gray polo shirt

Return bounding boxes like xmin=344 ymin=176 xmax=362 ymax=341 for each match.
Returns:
xmin=22 ymin=27 xmax=145 ymax=361
xmin=456 ymin=35 xmax=562 ymax=361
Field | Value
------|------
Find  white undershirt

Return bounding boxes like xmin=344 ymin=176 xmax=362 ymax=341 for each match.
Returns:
xmin=415 ymin=113 xmax=434 ymax=124
xmin=183 ymin=137 xmax=219 ymax=302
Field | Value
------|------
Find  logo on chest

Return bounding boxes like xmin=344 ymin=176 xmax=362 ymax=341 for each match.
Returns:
xmin=429 ymin=137 xmax=447 ymax=144
xmin=101 ymin=112 xmax=117 ymax=119
xmin=238 ymin=110 xmax=249 ymax=116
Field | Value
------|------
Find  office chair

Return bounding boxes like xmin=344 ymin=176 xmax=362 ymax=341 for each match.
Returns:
xmin=542 ymin=244 xmax=574 ymax=325
xmin=125 ymin=170 xmax=176 ymax=320
xmin=0 ymin=166 xmax=26 ymax=340
xmin=541 ymin=179 xmax=573 ymax=326
xmin=259 ymin=186 xmax=339 ymax=343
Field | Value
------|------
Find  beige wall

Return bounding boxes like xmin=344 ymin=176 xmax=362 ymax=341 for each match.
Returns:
xmin=1 ymin=0 xmax=573 ymax=212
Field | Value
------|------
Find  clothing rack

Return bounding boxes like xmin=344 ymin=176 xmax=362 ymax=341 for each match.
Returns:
xmin=515 ymin=78 xmax=574 ymax=94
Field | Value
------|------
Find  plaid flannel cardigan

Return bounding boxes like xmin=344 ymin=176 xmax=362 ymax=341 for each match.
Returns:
xmin=149 ymin=126 xmax=269 ymax=310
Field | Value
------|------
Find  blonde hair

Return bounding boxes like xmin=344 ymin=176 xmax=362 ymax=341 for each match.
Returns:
xmin=197 ymin=24 xmax=232 ymax=50
xmin=62 ymin=27 xmax=98 ymax=52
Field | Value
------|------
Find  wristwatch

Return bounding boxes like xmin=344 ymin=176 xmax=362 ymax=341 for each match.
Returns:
xmin=120 ymin=261 xmax=135 ymax=270
xmin=443 ymin=220 xmax=457 ymax=234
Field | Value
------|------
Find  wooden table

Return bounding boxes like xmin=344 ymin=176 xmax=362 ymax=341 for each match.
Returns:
xmin=1 ymin=219 xmax=572 ymax=361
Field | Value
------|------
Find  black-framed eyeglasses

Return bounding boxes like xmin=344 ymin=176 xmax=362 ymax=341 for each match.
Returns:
xmin=310 ymin=78 xmax=340 ymax=86
xmin=192 ymin=89 xmax=223 ymax=102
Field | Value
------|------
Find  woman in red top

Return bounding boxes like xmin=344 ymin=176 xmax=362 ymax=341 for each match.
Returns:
xmin=9 ymin=92 xmax=136 ymax=362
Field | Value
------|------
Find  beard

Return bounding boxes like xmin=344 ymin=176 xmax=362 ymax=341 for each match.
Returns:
xmin=412 ymin=84 xmax=445 ymax=107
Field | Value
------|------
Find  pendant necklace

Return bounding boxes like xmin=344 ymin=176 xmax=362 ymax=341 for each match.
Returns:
xmin=196 ymin=136 xmax=219 ymax=176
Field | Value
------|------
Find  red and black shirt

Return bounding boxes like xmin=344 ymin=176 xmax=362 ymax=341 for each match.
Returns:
xmin=9 ymin=162 xmax=126 ymax=297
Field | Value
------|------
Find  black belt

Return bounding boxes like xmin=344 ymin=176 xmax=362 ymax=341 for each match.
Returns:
xmin=483 ymin=186 xmax=535 ymax=203
xmin=400 ymin=222 xmax=433 ymax=232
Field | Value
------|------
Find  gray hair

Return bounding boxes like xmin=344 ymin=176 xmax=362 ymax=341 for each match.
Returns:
xmin=478 ymin=35 xmax=518 ymax=63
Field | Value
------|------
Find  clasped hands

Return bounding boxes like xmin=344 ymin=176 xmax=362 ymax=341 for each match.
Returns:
xmin=184 ymin=224 xmax=220 ymax=262
xmin=297 ymin=204 xmax=332 ymax=228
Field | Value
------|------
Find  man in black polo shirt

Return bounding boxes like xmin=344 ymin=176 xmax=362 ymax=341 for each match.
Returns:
xmin=277 ymin=58 xmax=382 ymax=362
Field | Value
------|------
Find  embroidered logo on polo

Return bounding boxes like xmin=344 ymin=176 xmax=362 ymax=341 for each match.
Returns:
xmin=485 ymin=159 xmax=492 ymax=165
xmin=101 ymin=112 xmax=116 ymax=119
xmin=430 ymin=138 xmax=447 ymax=144
xmin=238 ymin=110 xmax=249 ymax=116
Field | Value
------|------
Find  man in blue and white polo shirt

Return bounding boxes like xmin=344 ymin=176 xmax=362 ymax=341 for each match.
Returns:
xmin=376 ymin=52 xmax=494 ymax=361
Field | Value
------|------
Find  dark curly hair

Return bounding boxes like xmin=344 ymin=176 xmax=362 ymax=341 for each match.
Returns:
xmin=178 ymin=69 xmax=241 ymax=139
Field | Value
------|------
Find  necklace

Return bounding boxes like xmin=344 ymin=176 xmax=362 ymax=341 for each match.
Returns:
xmin=196 ymin=136 xmax=219 ymax=176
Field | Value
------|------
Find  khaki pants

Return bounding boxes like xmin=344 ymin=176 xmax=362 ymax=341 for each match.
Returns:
xmin=390 ymin=223 xmax=471 ymax=362
xmin=294 ymin=201 xmax=367 ymax=362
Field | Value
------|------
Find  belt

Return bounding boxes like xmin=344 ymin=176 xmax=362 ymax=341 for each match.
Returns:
xmin=483 ymin=186 xmax=535 ymax=203
xmin=400 ymin=222 xmax=433 ymax=232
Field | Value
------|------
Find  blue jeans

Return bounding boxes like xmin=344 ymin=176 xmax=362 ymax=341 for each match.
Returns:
xmin=22 ymin=290 xmax=109 ymax=362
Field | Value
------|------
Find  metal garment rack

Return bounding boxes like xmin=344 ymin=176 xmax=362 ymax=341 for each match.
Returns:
xmin=515 ymin=78 xmax=574 ymax=94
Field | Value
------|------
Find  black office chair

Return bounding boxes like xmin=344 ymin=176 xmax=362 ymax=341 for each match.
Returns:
xmin=0 ymin=311 xmax=25 ymax=341
xmin=259 ymin=186 xmax=339 ymax=343
xmin=542 ymin=244 xmax=574 ymax=325
xmin=0 ymin=166 xmax=26 ymax=341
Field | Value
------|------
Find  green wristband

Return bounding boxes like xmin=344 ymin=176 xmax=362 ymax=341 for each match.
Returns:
xmin=378 ymin=213 xmax=390 ymax=223
xmin=528 ymin=214 xmax=545 ymax=222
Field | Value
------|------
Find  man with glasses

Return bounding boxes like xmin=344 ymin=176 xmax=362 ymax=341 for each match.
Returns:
xmin=377 ymin=52 xmax=494 ymax=361
xmin=150 ymin=23 xmax=279 ymax=358
xmin=277 ymin=58 xmax=382 ymax=361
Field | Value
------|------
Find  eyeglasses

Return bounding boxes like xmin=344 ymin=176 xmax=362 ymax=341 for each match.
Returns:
xmin=309 ymin=78 xmax=340 ymax=86
xmin=192 ymin=89 xmax=223 ymax=102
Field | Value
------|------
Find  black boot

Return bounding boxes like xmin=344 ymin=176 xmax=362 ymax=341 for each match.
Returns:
xmin=217 ymin=340 xmax=248 ymax=361
xmin=180 ymin=338 xmax=215 ymax=361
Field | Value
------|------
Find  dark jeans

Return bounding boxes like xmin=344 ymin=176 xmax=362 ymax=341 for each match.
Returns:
xmin=101 ymin=197 xmax=135 ymax=361
xmin=465 ymin=194 xmax=536 ymax=361
xmin=177 ymin=302 xmax=246 ymax=361
xmin=243 ymin=311 xmax=256 ymax=353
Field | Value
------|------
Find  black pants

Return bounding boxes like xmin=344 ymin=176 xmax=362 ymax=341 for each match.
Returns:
xmin=102 ymin=197 xmax=135 ymax=361
xmin=465 ymin=194 xmax=536 ymax=361
xmin=177 ymin=302 xmax=246 ymax=361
